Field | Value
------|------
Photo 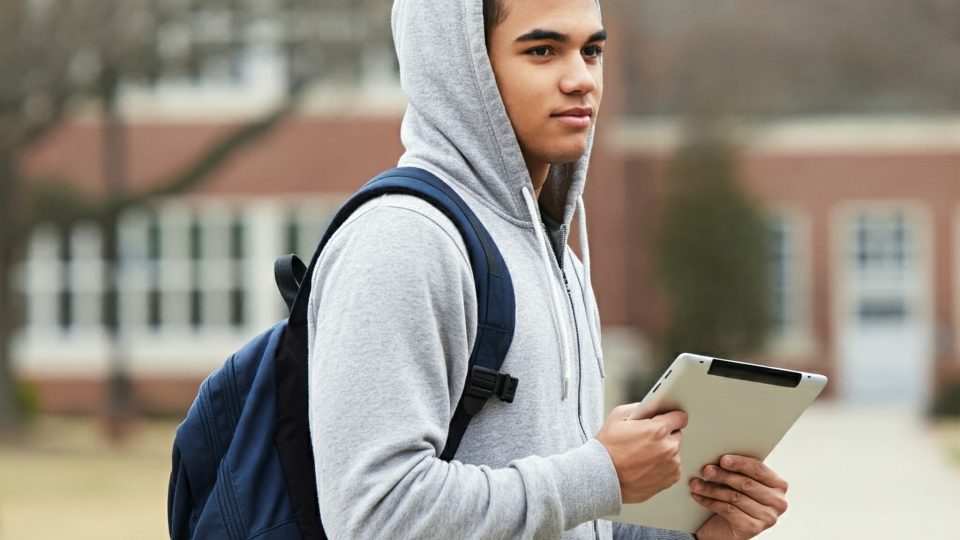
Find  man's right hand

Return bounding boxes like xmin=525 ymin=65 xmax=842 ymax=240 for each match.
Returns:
xmin=594 ymin=405 xmax=688 ymax=504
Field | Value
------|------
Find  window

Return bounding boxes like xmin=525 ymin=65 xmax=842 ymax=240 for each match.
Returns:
xmin=20 ymin=221 xmax=106 ymax=334
xmin=24 ymin=225 xmax=61 ymax=331
xmin=767 ymin=211 xmax=812 ymax=355
xmin=143 ymin=204 xmax=248 ymax=332
xmin=139 ymin=1 xmax=399 ymax=106
xmin=284 ymin=207 xmax=334 ymax=262
xmin=18 ymin=196 xmax=349 ymax=364
xmin=853 ymin=211 xmax=912 ymax=279
xmin=769 ymin=218 xmax=791 ymax=333
xmin=22 ymin=202 xmax=252 ymax=338
xmin=117 ymin=210 xmax=156 ymax=331
xmin=191 ymin=209 xmax=247 ymax=329
xmin=849 ymin=209 xmax=916 ymax=327
xmin=69 ymin=224 xmax=104 ymax=330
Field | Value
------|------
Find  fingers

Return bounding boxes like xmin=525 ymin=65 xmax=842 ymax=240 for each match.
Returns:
xmin=688 ymin=457 xmax=789 ymax=538
xmin=717 ymin=455 xmax=790 ymax=492
xmin=690 ymin=492 xmax=770 ymax=538
xmin=689 ymin=478 xmax=781 ymax=525
xmin=698 ymin=464 xmax=788 ymax=513
xmin=654 ymin=410 xmax=689 ymax=432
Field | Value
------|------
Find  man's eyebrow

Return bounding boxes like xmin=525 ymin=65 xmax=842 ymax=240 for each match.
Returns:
xmin=588 ymin=29 xmax=608 ymax=43
xmin=514 ymin=28 xmax=608 ymax=44
xmin=515 ymin=29 xmax=568 ymax=43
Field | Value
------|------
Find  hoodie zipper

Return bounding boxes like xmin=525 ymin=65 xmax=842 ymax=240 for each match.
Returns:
xmin=544 ymin=223 xmax=590 ymax=442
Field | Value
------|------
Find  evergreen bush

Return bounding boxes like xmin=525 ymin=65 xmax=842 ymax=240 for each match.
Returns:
xmin=654 ymin=127 xmax=771 ymax=371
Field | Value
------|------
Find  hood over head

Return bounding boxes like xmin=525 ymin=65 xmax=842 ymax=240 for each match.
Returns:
xmin=391 ymin=0 xmax=600 ymax=229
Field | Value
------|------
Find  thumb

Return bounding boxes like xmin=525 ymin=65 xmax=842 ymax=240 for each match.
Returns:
xmin=610 ymin=403 xmax=640 ymax=421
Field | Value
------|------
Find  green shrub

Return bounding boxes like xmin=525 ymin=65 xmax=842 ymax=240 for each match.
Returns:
xmin=654 ymin=128 xmax=770 ymax=371
xmin=15 ymin=379 xmax=41 ymax=421
xmin=932 ymin=380 xmax=960 ymax=418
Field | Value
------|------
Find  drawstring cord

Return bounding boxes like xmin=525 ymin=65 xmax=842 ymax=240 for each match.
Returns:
xmin=521 ymin=186 xmax=571 ymax=399
xmin=576 ymin=197 xmax=604 ymax=363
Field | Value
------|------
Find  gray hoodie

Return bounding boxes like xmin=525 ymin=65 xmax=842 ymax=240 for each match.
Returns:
xmin=307 ymin=0 xmax=692 ymax=538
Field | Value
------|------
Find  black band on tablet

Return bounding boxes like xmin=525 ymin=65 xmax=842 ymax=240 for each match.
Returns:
xmin=707 ymin=359 xmax=802 ymax=388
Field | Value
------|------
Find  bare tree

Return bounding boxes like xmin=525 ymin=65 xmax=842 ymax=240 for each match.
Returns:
xmin=0 ymin=0 xmax=92 ymax=433
xmin=0 ymin=0 xmax=395 ymax=433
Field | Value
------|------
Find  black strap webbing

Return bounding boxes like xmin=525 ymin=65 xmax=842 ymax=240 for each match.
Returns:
xmin=274 ymin=254 xmax=307 ymax=313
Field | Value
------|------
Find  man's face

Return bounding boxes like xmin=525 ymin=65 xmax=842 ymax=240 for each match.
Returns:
xmin=487 ymin=0 xmax=605 ymax=172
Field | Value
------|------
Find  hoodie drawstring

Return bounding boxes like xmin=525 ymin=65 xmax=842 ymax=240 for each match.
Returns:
xmin=577 ymin=197 xmax=604 ymax=369
xmin=521 ymin=186 xmax=571 ymax=399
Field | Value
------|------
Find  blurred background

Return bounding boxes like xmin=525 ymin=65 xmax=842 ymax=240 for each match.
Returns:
xmin=2 ymin=0 xmax=959 ymax=538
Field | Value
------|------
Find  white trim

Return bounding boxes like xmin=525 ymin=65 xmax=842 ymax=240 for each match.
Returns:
xmin=609 ymin=116 xmax=960 ymax=154
xmin=13 ymin=328 xmax=255 ymax=377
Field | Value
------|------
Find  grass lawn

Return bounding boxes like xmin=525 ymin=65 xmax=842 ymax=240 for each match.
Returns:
xmin=5 ymin=412 xmax=956 ymax=539
xmin=0 ymin=416 xmax=177 ymax=540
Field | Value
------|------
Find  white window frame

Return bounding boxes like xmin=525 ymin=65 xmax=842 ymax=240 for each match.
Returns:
xmin=16 ymin=194 xmax=347 ymax=377
xmin=830 ymin=200 xmax=934 ymax=363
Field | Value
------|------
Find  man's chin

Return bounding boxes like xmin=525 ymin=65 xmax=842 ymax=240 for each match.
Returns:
xmin=547 ymin=147 xmax=589 ymax=165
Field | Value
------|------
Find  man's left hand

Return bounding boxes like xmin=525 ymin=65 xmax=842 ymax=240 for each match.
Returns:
xmin=689 ymin=455 xmax=789 ymax=540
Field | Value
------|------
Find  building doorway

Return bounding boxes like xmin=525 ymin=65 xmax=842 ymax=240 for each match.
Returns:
xmin=834 ymin=204 xmax=933 ymax=411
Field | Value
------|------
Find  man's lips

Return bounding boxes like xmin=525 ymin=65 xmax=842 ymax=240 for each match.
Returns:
xmin=551 ymin=108 xmax=593 ymax=128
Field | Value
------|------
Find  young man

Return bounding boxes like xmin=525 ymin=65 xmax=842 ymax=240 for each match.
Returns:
xmin=307 ymin=0 xmax=789 ymax=538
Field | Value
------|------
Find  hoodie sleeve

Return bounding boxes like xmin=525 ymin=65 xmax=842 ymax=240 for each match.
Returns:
xmin=611 ymin=522 xmax=696 ymax=540
xmin=308 ymin=200 xmax=622 ymax=539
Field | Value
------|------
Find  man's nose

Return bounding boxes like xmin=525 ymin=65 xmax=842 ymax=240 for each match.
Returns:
xmin=559 ymin=57 xmax=598 ymax=95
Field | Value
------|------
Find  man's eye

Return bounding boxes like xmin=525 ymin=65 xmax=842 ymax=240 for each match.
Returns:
xmin=583 ymin=45 xmax=604 ymax=58
xmin=527 ymin=46 xmax=552 ymax=57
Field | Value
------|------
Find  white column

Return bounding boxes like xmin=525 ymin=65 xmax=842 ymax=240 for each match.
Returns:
xmin=246 ymin=199 xmax=287 ymax=330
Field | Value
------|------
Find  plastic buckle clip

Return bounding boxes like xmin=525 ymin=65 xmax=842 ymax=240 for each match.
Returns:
xmin=466 ymin=366 xmax=519 ymax=404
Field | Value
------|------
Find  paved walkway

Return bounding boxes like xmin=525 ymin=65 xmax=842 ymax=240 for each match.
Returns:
xmin=760 ymin=403 xmax=960 ymax=538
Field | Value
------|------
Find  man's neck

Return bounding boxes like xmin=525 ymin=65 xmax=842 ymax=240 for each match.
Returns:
xmin=527 ymin=159 xmax=550 ymax=199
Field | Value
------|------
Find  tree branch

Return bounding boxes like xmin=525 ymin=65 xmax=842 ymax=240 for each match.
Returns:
xmin=122 ymin=99 xmax=298 ymax=208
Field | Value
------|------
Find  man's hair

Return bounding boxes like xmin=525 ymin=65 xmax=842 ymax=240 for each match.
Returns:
xmin=483 ymin=0 xmax=505 ymax=46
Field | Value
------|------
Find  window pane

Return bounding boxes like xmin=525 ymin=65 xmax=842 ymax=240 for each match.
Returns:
xmin=768 ymin=217 xmax=791 ymax=332
xmin=58 ymin=226 xmax=72 ymax=330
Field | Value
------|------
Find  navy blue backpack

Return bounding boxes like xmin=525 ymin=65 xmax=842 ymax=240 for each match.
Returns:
xmin=168 ymin=168 xmax=518 ymax=539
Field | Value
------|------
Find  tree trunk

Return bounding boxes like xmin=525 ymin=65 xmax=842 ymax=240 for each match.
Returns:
xmin=0 ymin=149 xmax=25 ymax=434
xmin=100 ymin=66 xmax=135 ymax=441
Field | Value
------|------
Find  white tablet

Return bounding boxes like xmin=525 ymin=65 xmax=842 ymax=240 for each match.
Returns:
xmin=612 ymin=353 xmax=828 ymax=533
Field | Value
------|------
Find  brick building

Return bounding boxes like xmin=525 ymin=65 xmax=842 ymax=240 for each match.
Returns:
xmin=18 ymin=111 xmax=960 ymax=415
xmin=12 ymin=3 xmax=960 ymax=415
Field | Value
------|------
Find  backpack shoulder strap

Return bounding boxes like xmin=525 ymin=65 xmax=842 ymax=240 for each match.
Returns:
xmin=356 ymin=168 xmax=519 ymax=460
xmin=274 ymin=167 xmax=517 ymax=538
xmin=274 ymin=254 xmax=307 ymax=313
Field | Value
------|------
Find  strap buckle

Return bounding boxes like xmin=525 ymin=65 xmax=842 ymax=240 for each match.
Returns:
xmin=465 ymin=365 xmax=518 ymax=404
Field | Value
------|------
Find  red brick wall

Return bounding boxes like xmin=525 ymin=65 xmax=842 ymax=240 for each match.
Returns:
xmin=28 ymin=376 xmax=206 ymax=416
xmin=22 ymin=116 xmax=405 ymax=197
xmin=615 ymin=147 xmax=960 ymax=392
